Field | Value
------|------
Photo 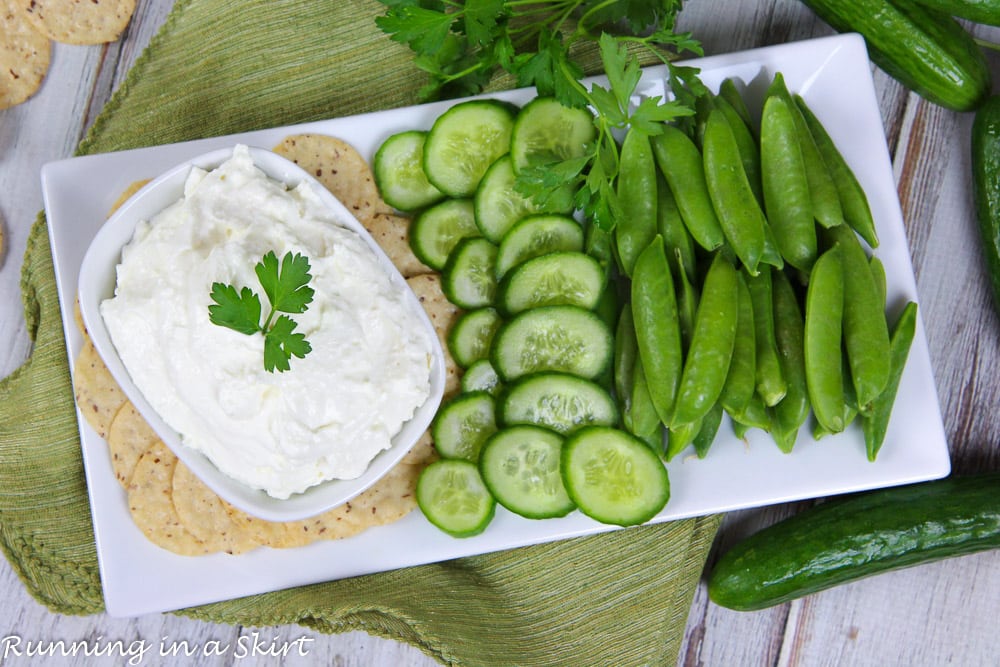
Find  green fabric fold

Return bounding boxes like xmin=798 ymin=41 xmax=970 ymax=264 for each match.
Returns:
xmin=0 ymin=1 xmax=721 ymax=664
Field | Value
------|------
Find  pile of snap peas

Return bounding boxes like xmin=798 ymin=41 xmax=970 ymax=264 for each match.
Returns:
xmin=609 ymin=72 xmax=917 ymax=462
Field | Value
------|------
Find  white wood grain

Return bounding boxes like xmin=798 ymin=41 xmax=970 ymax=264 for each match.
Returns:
xmin=4 ymin=0 xmax=1000 ymax=665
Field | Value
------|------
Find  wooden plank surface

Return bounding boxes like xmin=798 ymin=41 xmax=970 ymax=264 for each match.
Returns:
xmin=1 ymin=0 xmax=998 ymax=665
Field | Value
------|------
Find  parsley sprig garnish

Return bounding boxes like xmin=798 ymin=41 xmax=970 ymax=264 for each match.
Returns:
xmin=374 ymin=0 xmax=707 ymax=232
xmin=208 ymin=251 xmax=315 ymax=373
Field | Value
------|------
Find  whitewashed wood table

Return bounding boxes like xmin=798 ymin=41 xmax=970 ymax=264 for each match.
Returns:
xmin=2 ymin=1 xmax=999 ymax=664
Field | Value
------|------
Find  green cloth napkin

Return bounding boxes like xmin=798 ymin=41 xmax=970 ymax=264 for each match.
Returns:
xmin=0 ymin=1 xmax=722 ymax=664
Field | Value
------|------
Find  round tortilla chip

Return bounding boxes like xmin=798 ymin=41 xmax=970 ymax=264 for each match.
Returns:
xmin=21 ymin=0 xmax=135 ymax=45
xmin=406 ymin=273 xmax=462 ymax=398
xmin=273 ymin=133 xmax=393 ymax=225
xmin=1 ymin=0 xmax=51 ymax=109
xmin=73 ymin=335 xmax=127 ymax=439
xmin=171 ymin=463 xmax=259 ymax=555
xmin=127 ymin=440 xmax=212 ymax=556
xmin=367 ymin=212 xmax=431 ymax=278
xmin=106 ymin=400 xmax=157 ymax=488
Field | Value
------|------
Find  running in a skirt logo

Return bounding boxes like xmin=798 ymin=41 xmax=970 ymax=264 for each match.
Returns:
xmin=0 ymin=631 xmax=314 ymax=664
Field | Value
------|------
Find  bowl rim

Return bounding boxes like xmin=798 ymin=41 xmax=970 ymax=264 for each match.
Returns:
xmin=77 ymin=144 xmax=446 ymax=522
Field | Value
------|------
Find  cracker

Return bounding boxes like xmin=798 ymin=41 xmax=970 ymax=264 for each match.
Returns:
xmin=21 ymin=0 xmax=135 ymax=45
xmin=73 ymin=335 xmax=127 ymax=439
xmin=106 ymin=400 xmax=157 ymax=489
xmin=367 ymin=212 xmax=431 ymax=278
xmin=171 ymin=463 xmax=258 ymax=555
xmin=225 ymin=498 xmax=364 ymax=550
xmin=401 ymin=428 xmax=438 ymax=466
xmin=1 ymin=0 xmax=51 ymax=109
xmin=406 ymin=273 xmax=462 ymax=398
xmin=108 ymin=178 xmax=150 ymax=217
xmin=127 ymin=440 xmax=212 ymax=556
xmin=343 ymin=462 xmax=421 ymax=527
xmin=72 ymin=296 xmax=86 ymax=335
xmin=273 ymin=133 xmax=393 ymax=225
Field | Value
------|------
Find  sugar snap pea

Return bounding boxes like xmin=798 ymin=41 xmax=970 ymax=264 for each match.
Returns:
xmin=730 ymin=393 xmax=772 ymax=433
xmin=631 ymin=235 xmax=683 ymax=426
xmin=719 ymin=271 xmax=756 ymax=416
xmin=667 ymin=417 xmax=702 ymax=461
xmin=719 ymin=78 xmax=754 ymax=130
xmin=771 ymin=269 xmax=809 ymax=453
xmin=715 ymin=93 xmax=764 ymax=207
xmin=616 ymin=128 xmax=658 ymax=277
xmin=615 ymin=304 xmax=661 ymax=439
xmin=614 ymin=303 xmax=639 ymax=414
xmin=805 ymin=245 xmax=847 ymax=434
xmin=745 ymin=266 xmax=787 ymax=407
xmin=795 ymin=94 xmax=879 ymax=247
xmin=676 ymin=255 xmax=700 ymax=349
xmin=672 ymin=254 xmax=739 ymax=428
xmin=824 ymin=224 xmax=890 ymax=411
xmin=703 ymin=108 xmax=767 ymax=275
xmin=656 ymin=172 xmax=697 ymax=282
xmin=766 ymin=75 xmax=844 ymax=230
xmin=760 ymin=94 xmax=817 ymax=272
xmin=870 ymin=255 xmax=887 ymax=309
xmin=693 ymin=401 xmax=725 ymax=459
xmin=651 ymin=125 xmax=726 ymax=252
xmin=862 ymin=301 xmax=918 ymax=461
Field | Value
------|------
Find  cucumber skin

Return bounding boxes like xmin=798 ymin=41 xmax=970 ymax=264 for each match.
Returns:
xmin=912 ymin=0 xmax=1000 ymax=25
xmin=708 ymin=473 xmax=1000 ymax=611
xmin=799 ymin=0 xmax=990 ymax=111
xmin=972 ymin=96 xmax=1000 ymax=317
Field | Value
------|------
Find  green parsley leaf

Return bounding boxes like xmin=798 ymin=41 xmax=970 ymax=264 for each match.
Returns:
xmin=208 ymin=284 xmax=262 ymax=336
xmin=209 ymin=251 xmax=315 ymax=373
xmin=263 ymin=316 xmax=313 ymax=373
xmin=375 ymin=6 xmax=454 ymax=56
xmin=256 ymin=251 xmax=314 ymax=317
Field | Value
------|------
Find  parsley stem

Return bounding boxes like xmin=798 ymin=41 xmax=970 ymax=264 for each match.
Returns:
xmin=261 ymin=307 xmax=276 ymax=333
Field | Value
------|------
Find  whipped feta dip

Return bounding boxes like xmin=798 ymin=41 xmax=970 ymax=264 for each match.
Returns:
xmin=101 ymin=145 xmax=434 ymax=499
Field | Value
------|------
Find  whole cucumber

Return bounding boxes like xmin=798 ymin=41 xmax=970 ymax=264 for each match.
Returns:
xmin=972 ymin=96 xmax=1000 ymax=317
xmin=913 ymin=0 xmax=1000 ymax=26
xmin=799 ymin=0 xmax=990 ymax=111
xmin=708 ymin=473 xmax=1000 ymax=611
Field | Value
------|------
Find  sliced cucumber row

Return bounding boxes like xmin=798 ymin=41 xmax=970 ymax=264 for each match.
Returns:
xmin=376 ymin=95 xmax=671 ymax=538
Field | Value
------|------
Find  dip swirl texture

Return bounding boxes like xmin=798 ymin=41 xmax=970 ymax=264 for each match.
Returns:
xmin=101 ymin=145 xmax=434 ymax=499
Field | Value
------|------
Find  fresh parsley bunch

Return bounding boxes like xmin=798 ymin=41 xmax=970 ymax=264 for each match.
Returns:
xmin=208 ymin=251 xmax=315 ymax=373
xmin=375 ymin=0 xmax=706 ymax=232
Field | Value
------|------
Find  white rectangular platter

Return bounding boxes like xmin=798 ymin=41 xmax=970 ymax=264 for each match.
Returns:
xmin=41 ymin=33 xmax=950 ymax=617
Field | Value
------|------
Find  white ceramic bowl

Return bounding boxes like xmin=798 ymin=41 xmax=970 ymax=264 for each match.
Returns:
xmin=77 ymin=145 xmax=446 ymax=522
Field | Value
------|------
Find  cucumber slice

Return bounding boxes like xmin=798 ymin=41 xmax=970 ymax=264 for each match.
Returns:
xmin=561 ymin=426 xmax=670 ymax=526
xmin=409 ymin=198 xmax=479 ymax=270
xmin=417 ymin=459 xmax=496 ymax=537
xmin=373 ymin=130 xmax=445 ymax=211
xmin=510 ymin=96 xmax=597 ymax=172
xmin=496 ymin=251 xmax=606 ymax=315
xmin=441 ymin=237 xmax=499 ymax=309
xmin=448 ymin=307 xmax=503 ymax=368
xmin=479 ymin=425 xmax=575 ymax=519
xmin=499 ymin=372 xmax=619 ymax=435
xmin=424 ymin=100 xmax=516 ymax=197
xmin=474 ymin=155 xmax=565 ymax=243
xmin=495 ymin=213 xmax=585 ymax=279
xmin=431 ymin=391 xmax=497 ymax=461
xmin=460 ymin=358 xmax=503 ymax=396
xmin=491 ymin=305 xmax=613 ymax=381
